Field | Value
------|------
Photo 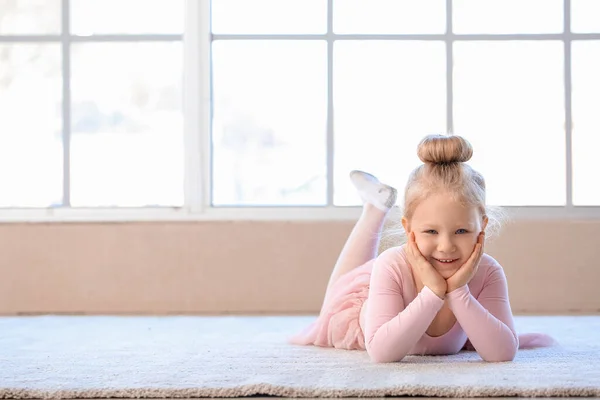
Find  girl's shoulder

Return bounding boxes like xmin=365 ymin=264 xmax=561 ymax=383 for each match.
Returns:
xmin=374 ymin=245 xmax=413 ymax=279
xmin=479 ymin=252 xmax=504 ymax=270
xmin=377 ymin=244 xmax=409 ymax=265
xmin=475 ymin=253 xmax=507 ymax=284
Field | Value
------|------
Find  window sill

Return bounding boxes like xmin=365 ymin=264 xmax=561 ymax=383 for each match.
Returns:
xmin=0 ymin=206 xmax=599 ymax=223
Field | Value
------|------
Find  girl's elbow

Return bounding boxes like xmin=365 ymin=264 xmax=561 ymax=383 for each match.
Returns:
xmin=364 ymin=330 xmax=409 ymax=363
xmin=480 ymin=334 xmax=519 ymax=362
xmin=366 ymin=345 xmax=407 ymax=363
xmin=482 ymin=347 xmax=517 ymax=362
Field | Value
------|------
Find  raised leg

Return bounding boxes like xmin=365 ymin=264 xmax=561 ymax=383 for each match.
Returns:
xmin=322 ymin=171 xmax=397 ymax=305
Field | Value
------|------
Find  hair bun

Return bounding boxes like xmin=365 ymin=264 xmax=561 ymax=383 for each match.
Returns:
xmin=417 ymin=134 xmax=473 ymax=165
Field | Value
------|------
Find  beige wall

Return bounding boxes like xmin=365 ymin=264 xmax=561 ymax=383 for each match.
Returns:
xmin=0 ymin=219 xmax=599 ymax=315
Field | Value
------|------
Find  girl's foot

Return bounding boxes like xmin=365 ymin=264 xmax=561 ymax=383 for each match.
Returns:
xmin=349 ymin=170 xmax=397 ymax=211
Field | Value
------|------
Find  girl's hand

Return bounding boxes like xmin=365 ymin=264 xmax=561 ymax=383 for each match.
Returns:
xmin=446 ymin=232 xmax=485 ymax=293
xmin=406 ymin=232 xmax=447 ymax=299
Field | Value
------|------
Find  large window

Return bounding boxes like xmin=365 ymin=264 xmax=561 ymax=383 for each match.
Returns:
xmin=0 ymin=0 xmax=184 ymax=209
xmin=211 ymin=0 xmax=599 ymax=211
xmin=0 ymin=0 xmax=599 ymax=221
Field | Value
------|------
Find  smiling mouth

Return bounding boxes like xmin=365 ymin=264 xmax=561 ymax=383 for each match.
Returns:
xmin=433 ymin=258 xmax=459 ymax=264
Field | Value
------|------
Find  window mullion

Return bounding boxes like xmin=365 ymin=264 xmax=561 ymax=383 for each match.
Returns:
xmin=184 ymin=0 xmax=210 ymax=213
xmin=61 ymin=0 xmax=71 ymax=207
xmin=446 ymin=0 xmax=453 ymax=135
xmin=327 ymin=0 xmax=334 ymax=206
xmin=564 ymin=0 xmax=574 ymax=207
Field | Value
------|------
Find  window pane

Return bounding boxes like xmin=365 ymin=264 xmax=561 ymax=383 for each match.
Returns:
xmin=70 ymin=43 xmax=184 ymax=207
xmin=572 ymin=41 xmax=600 ymax=205
xmin=0 ymin=44 xmax=62 ymax=207
xmin=334 ymin=0 xmax=445 ymax=34
xmin=334 ymin=41 xmax=446 ymax=206
xmin=70 ymin=0 xmax=184 ymax=35
xmin=212 ymin=41 xmax=327 ymax=206
xmin=571 ymin=0 xmax=600 ymax=33
xmin=453 ymin=0 xmax=563 ymax=34
xmin=0 ymin=0 xmax=60 ymax=34
xmin=454 ymin=41 xmax=565 ymax=206
xmin=211 ymin=0 xmax=326 ymax=34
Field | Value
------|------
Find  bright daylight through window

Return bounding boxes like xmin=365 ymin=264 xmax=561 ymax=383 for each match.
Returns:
xmin=211 ymin=0 xmax=599 ymax=208
xmin=0 ymin=0 xmax=598 ymax=215
xmin=0 ymin=0 xmax=184 ymax=208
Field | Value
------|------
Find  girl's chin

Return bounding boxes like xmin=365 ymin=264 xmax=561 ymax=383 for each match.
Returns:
xmin=432 ymin=263 xmax=461 ymax=278
xmin=438 ymin=270 xmax=457 ymax=279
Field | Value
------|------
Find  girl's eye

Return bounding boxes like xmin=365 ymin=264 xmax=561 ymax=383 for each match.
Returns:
xmin=425 ymin=230 xmax=438 ymax=234
xmin=456 ymin=229 xmax=468 ymax=234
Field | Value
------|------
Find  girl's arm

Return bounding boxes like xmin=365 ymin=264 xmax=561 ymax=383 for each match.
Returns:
xmin=446 ymin=264 xmax=518 ymax=362
xmin=364 ymin=253 xmax=444 ymax=363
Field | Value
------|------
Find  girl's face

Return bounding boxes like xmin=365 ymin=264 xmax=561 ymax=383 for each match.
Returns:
xmin=402 ymin=192 xmax=488 ymax=279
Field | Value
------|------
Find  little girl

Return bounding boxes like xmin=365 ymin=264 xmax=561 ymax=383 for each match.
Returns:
xmin=291 ymin=134 xmax=555 ymax=363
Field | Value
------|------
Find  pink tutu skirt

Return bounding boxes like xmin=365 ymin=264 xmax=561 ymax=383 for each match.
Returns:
xmin=289 ymin=260 xmax=374 ymax=350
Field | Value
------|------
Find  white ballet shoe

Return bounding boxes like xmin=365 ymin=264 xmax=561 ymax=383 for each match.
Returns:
xmin=349 ymin=170 xmax=397 ymax=211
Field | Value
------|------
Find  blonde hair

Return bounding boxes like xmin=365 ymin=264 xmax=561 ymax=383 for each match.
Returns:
xmin=380 ymin=134 xmax=505 ymax=252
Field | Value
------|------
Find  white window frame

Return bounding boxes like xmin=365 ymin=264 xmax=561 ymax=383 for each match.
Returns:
xmin=0 ymin=0 xmax=599 ymax=223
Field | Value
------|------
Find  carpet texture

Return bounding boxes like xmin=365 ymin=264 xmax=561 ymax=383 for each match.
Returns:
xmin=0 ymin=315 xmax=599 ymax=398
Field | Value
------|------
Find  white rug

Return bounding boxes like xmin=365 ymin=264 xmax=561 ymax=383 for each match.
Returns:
xmin=0 ymin=315 xmax=599 ymax=398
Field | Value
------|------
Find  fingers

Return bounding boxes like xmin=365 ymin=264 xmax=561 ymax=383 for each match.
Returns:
xmin=407 ymin=232 xmax=416 ymax=254
xmin=410 ymin=232 xmax=422 ymax=255
xmin=406 ymin=232 xmax=414 ymax=255
xmin=478 ymin=231 xmax=485 ymax=257
xmin=466 ymin=231 xmax=485 ymax=266
xmin=408 ymin=232 xmax=425 ymax=261
xmin=406 ymin=232 xmax=426 ymax=270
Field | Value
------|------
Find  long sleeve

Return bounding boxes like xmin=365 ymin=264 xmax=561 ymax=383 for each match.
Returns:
xmin=446 ymin=264 xmax=518 ymax=362
xmin=364 ymin=254 xmax=445 ymax=363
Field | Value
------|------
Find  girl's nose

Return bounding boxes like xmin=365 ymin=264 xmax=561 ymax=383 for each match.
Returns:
xmin=437 ymin=236 xmax=456 ymax=253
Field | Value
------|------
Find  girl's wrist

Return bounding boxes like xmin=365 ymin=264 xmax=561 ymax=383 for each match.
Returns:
xmin=446 ymin=284 xmax=468 ymax=294
xmin=431 ymin=286 xmax=447 ymax=300
xmin=421 ymin=285 xmax=446 ymax=300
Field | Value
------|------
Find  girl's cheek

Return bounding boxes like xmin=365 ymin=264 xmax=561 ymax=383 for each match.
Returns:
xmin=461 ymin=235 xmax=479 ymax=248
xmin=415 ymin=237 xmax=433 ymax=254
xmin=459 ymin=233 xmax=478 ymax=242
